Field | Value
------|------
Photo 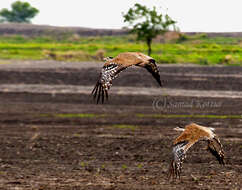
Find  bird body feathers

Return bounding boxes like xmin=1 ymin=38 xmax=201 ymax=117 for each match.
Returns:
xmin=169 ymin=123 xmax=225 ymax=179
xmin=103 ymin=52 xmax=153 ymax=67
xmin=173 ymin=123 xmax=214 ymax=147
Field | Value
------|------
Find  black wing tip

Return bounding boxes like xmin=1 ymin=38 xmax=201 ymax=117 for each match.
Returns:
xmin=91 ymin=82 xmax=108 ymax=104
xmin=168 ymin=160 xmax=182 ymax=180
xmin=207 ymin=146 xmax=225 ymax=165
xmin=151 ymin=71 xmax=163 ymax=87
xmin=158 ymin=78 xmax=163 ymax=87
xmin=219 ymin=159 xmax=225 ymax=165
xmin=145 ymin=64 xmax=163 ymax=87
xmin=208 ymin=137 xmax=225 ymax=165
xmin=155 ymin=75 xmax=162 ymax=87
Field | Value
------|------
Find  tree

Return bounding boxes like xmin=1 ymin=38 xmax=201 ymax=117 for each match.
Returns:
xmin=123 ymin=3 xmax=176 ymax=55
xmin=0 ymin=1 xmax=39 ymax=23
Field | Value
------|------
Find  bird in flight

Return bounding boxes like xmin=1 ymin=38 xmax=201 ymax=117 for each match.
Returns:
xmin=168 ymin=123 xmax=225 ymax=180
xmin=92 ymin=52 xmax=162 ymax=104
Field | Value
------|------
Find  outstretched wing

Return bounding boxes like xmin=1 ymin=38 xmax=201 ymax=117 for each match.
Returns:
xmin=207 ymin=136 xmax=225 ymax=165
xmin=91 ymin=63 xmax=127 ymax=104
xmin=168 ymin=140 xmax=193 ymax=179
xmin=92 ymin=52 xmax=163 ymax=104
xmin=144 ymin=59 xmax=163 ymax=87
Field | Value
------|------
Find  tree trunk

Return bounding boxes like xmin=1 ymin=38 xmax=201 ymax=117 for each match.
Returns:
xmin=147 ymin=38 xmax=152 ymax=56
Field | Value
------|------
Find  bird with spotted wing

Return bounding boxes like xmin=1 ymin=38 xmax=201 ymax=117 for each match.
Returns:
xmin=168 ymin=123 xmax=225 ymax=180
xmin=92 ymin=52 xmax=162 ymax=104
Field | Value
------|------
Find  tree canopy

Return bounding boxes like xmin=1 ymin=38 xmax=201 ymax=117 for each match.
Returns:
xmin=123 ymin=3 xmax=177 ymax=55
xmin=0 ymin=1 xmax=39 ymax=23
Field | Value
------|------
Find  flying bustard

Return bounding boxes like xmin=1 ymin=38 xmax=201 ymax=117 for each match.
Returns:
xmin=92 ymin=52 xmax=162 ymax=104
xmin=168 ymin=123 xmax=225 ymax=179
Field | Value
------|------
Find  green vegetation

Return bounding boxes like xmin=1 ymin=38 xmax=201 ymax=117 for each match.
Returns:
xmin=40 ymin=113 xmax=106 ymax=118
xmin=111 ymin=124 xmax=137 ymax=130
xmin=137 ymin=163 xmax=143 ymax=169
xmin=123 ymin=3 xmax=176 ymax=55
xmin=0 ymin=1 xmax=39 ymax=23
xmin=0 ymin=34 xmax=242 ymax=65
xmin=80 ymin=161 xmax=87 ymax=168
xmin=55 ymin=113 xmax=97 ymax=118
xmin=121 ymin=164 xmax=128 ymax=170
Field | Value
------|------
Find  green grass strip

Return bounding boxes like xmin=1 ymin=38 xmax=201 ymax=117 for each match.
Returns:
xmin=40 ymin=113 xmax=106 ymax=118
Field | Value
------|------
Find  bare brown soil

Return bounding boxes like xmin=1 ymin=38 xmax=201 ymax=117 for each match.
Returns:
xmin=0 ymin=61 xmax=241 ymax=189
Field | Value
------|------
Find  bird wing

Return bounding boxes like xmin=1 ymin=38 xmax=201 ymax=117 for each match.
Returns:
xmin=143 ymin=59 xmax=162 ymax=87
xmin=91 ymin=61 xmax=129 ymax=104
xmin=168 ymin=139 xmax=196 ymax=179
xmin=130 ymin=52 xmax=162 ymax=86
xmin=168 ymin=123 xmax=225 ymax=179
xmin=92 ymin=52 xmax=162 ymax=104
xmin=207 ymin=136 xmax=225 ymax=165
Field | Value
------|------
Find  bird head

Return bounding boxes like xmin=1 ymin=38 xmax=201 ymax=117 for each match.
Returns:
xmin=173 ymin=127 xmax=185 ymax=132
xmin=103 ymin=56 xmax=114 ymax=62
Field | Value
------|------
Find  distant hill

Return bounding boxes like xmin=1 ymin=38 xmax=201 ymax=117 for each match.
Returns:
xmin=0 ymin=23 xmax=242 ymax=37
xmin=0 ymin=23 xmax=128 ymax=36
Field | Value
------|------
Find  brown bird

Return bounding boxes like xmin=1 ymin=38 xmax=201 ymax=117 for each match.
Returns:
xmin=92 ymin=52 xmax=162 ymax=104
xmin=168 ymin=123 xmax=225 ymax=180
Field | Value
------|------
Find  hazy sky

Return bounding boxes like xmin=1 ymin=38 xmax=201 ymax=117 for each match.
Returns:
xmin=1 ymin=0 xmax=242 ymax=32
